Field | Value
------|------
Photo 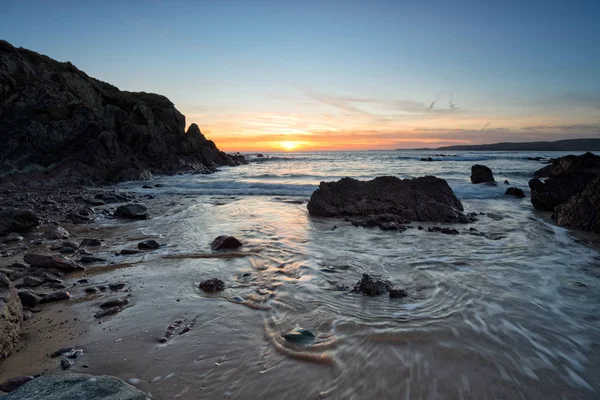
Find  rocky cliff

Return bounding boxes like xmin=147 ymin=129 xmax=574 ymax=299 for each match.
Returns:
xmin=0 ymin=40 xmax=245 ymax=185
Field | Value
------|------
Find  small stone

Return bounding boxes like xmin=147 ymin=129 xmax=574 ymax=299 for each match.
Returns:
xmin=505 ymin=187 xmax=525 ymax=198
xmin=94 ymin=306 xmax=124 ymax=318
xmin=211 ymin=235 xmax=243 ymax=251
xmin=58 ymin=247 xmax=76 ymax=254
xmin=115 ymin=204 xmax=149 ymax=220
xmin=283 ymin=327 xmax=315 ymax=345
xmin=18 ymin=290 xmax=41 ymax=307
xmin=109 ymin=283 xmax=126 ymax=291
xmin=99 ymin=298 xmax=130 ymax=309
xmin=199 ymin=278 xmax=225 ymax=292
xmin=80 ymin=238 xmax=102 ymax=247
xmin=23 ymin=276 xmax=44 ymax=287
xmin=61 ymin=358 xmax=73 ymax=369
xmin=138 ymin=239 xmax=160 ymax=250
xmin=351 ymin=274 xmax=392 ymax=296
xmin=49 ymin=282 xmax=67 ymax=289
xmin=62 ymin=241 xmax=79 ymax=249
xmin=78 ymin=255 xmax=106 ymax=263
xmin=120 ymin=249 xmax=142 ymax=255
xmin=51 ymin=346 xmax=74 ymax=358
xmin=45 ymin=226 xmax=70 ymax=240
xmin=85 ymin=287 xmax=99 ymax=294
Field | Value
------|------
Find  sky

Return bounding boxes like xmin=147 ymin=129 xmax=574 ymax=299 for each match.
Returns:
xmin=2 ymin=0 xmax=600 ymax=151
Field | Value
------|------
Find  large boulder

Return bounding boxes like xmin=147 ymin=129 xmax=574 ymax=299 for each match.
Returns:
xmin=470 ymin=165 xmax=495 ymax=184
xmin=307 ymin=176 xmax=468 ymax=224
xmin=0 ymin=208 xmax=40 ymax=236
xmin=553 ymin=177 xmax=600 ymax=233
xmin=2 ymin=373 xmax=147 ymax=400
xmin=529 ymin=152 xmax=600 ymax=233
xmin=0 ymin=39 xmax=246 ymax=185
xmin=0 ymin=273 xmax=23 ymax=360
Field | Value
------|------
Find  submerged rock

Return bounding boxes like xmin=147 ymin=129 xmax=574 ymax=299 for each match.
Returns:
xmin=307 ymin=176 xmax=468 ymax=226
xmin=389 ymin=288 xmax=408 ymax=299
xmin=199 ymin=278 xmax=225 ymax=292
xmin=137 ymin=239 xmax=159 ymax=250
xmin=2 ymin=373 xmax=147 ymax=400
xmin=211 ymin=235 xmax=243 ymax=250
xmin=351 ymin=274 xmax=393 ymax=297
xmin=283 ymin=327 xmax=315 ymax=345
xmin=427 ymin=226 xmax=460 ymax=235
xmin=0 ymin=208 xmax=40 ymax=236
xmin=470 ymin=165 xmax=495 ymax=184
xmin=505 ymin=187 xmax=525 ymax=198
xmin=115 ymin=204 xmax=149 ymax=220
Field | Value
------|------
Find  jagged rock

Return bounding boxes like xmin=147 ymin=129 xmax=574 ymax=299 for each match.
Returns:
xmin=505 ymin=187 xmax=525 ymax=198
xmin=0 ymin=40 xmax=246 ymax=185
xmin=199 ymin=278 xmax=225 ymax=292
xmin=23 ymin=254 xmax=80 ymax=272
xmin=211 ymin=236 xmax=243 ymax=250
xmin=0 ymin=208 xmax=40 ymax=236
xmin=307 ymin=176 xmax=468 ymax=226
xmin=553 ymin=177 xmax=600 ymax=233
xmin=533 ymin=152 xmax=600 ymax=178
xmin=0 ymin=273 xmax=23 ymax=360
xmin=351 ymin=274 xmax=393 ymax=296
xmin=115 ymin=204 xmax=148 ymax=220
xmin=2 ymin=373 xmax=147 ymax=400
xmin=350 ymin=214 xmax=407 ymax=231
xmin=504 ymin=179 xmax=510 ymax=185
xmin=80 ymin=238 xmax=101 ymax=247
xmin=19 ymin=290 xmax=45 ymax=308
xmin=470 ymin=165 xmax=495 ymax=184
xmin=137 ymin=239 xmax=159 ymax=250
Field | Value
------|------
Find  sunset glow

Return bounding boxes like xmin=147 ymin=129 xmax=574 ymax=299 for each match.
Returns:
xmin=279 ymin=141 xmax=303 ymax=151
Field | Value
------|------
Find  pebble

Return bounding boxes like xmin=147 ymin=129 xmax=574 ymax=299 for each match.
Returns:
xmin=138 ymin=239 xmax=160 ymax=250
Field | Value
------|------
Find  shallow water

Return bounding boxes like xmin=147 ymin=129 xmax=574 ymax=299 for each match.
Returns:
xmin=19 ymin=150 xmax=600 ymax=399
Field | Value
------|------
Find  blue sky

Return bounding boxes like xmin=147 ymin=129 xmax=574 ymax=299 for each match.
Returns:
xmin=2 ymin=0 xmax=599 ymax=150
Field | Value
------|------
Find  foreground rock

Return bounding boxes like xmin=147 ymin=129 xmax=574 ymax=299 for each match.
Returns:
xmin=211 ymin=235 xmax=243 ymax=250
xmin=307 ymin=176 xmax=468 ymax=228
xmin=528 ymin=153 xmax=600 ymax=232
xmin=0 ymin=273 xmax=23 ymax=360
xmin=470 ymin=165 xmax=495 ymax=184
xmin=0 ymin=40 xmax=246 ymax=185
xmin=351 ymin=274 xmax=392 ymax=297
xmin=23 ymin=254 xmax=81 ymax=272
xmin=2 ymin=374 xmax=147 ymax=400
xmin=199 ymin=278 xmax=225 ymax=292
xmin=0 ymin=208 xmax=40 ymax=236
xmin=553 ymin=177 xmax=600 ymax=233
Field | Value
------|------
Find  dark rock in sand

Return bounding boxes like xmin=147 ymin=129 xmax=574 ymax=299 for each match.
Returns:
xmin=211 ymin=235 xmax=243 ymax=250
xmin=80 ymin=238 xmax=102 ymax=247
xmin=99 ymin=298 xmax=130 ymax=309
xmin=470 ymin=165 xmax=495 ymax=184
xmin=505 ymin=187 xmax=525 ymax=198
xmin=199 ymin=278 xmax=225 ymax=292
xmin=0 ymin=376 xmax=35 ymax=393
xmin=0 ymin=208 xmax=40 ymax=236
xmin=351 ymin=274 xmax=392 ymax=297
xmin=2 ymin=373 xmax=147 ymax=400
xmin=24 ymin=254 xmax=81 ymax=272
xmin=78 ymin=255 xmax=106 ymax=264
xmin=0 ymin=273 xmax=22 ymax=360
xmin=40 ymin=290 xmax=71 ymax=303
xmin=307 ymin=176 xmax=468 ymax=226
xmin=51 ymin=346 xmax=75 ymax=358
xmin=137 ymin=239 xmax=159 ymax=250
xmin=115 ymin=204 xmax=149 ymax=220
xmin=283 ymin=327 xmax=315 ymax=345
xmin=85 ymin=287 xmax=99 ymax=294
xmin=553 ymin=176 xmax=600 ymax=233
xmin=94 ymin=306 xmax=125 ymax=319
xmin=108 ymin=283 xmax=126 ymax=291
xmin=0 ymin=40 xmax=247 ymax=185
xmin=62 ymin=241 xmax=79 ymax=249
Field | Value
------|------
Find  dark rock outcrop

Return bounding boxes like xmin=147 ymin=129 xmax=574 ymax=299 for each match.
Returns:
xmin=211 ymin=235 xmax=243 ymax=250
xmin=307 ymin=176 xmax=468 ymax=226
xmin=351 ymin=274 xmax=393 ymax=297
xmin=0 ymin=273 xmax=23 ymax=360
xmin=0 ymin=40 xmax=246 ymax=185
xmin=0 ymin=208 xmax=40 ymax=236
xmin=2 ymin=373 xmax=147 ymax=400
xmin=470 ymin=165 xmax=495 ymax=184
xmin=529 ymin=152 xmax=600 ymax=233
xmin=199 ymin=278 xmax=225 ymax=292
xmin=505 ymin=187 xmax=525 ymax=198
xmin=553 ymin=177 xmax=600 ymax=233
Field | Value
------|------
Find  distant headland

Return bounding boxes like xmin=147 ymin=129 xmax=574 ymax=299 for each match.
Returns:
xmin=402 ymin=138 xmax=600 ymax=152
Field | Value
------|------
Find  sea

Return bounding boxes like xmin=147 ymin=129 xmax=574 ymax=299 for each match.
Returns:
xmin=78 ymin=150 xmax=600 ymax=399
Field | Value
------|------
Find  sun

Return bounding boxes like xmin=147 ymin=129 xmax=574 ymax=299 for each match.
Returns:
xmin=279 ymin=141 xmax=301 ymax=151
